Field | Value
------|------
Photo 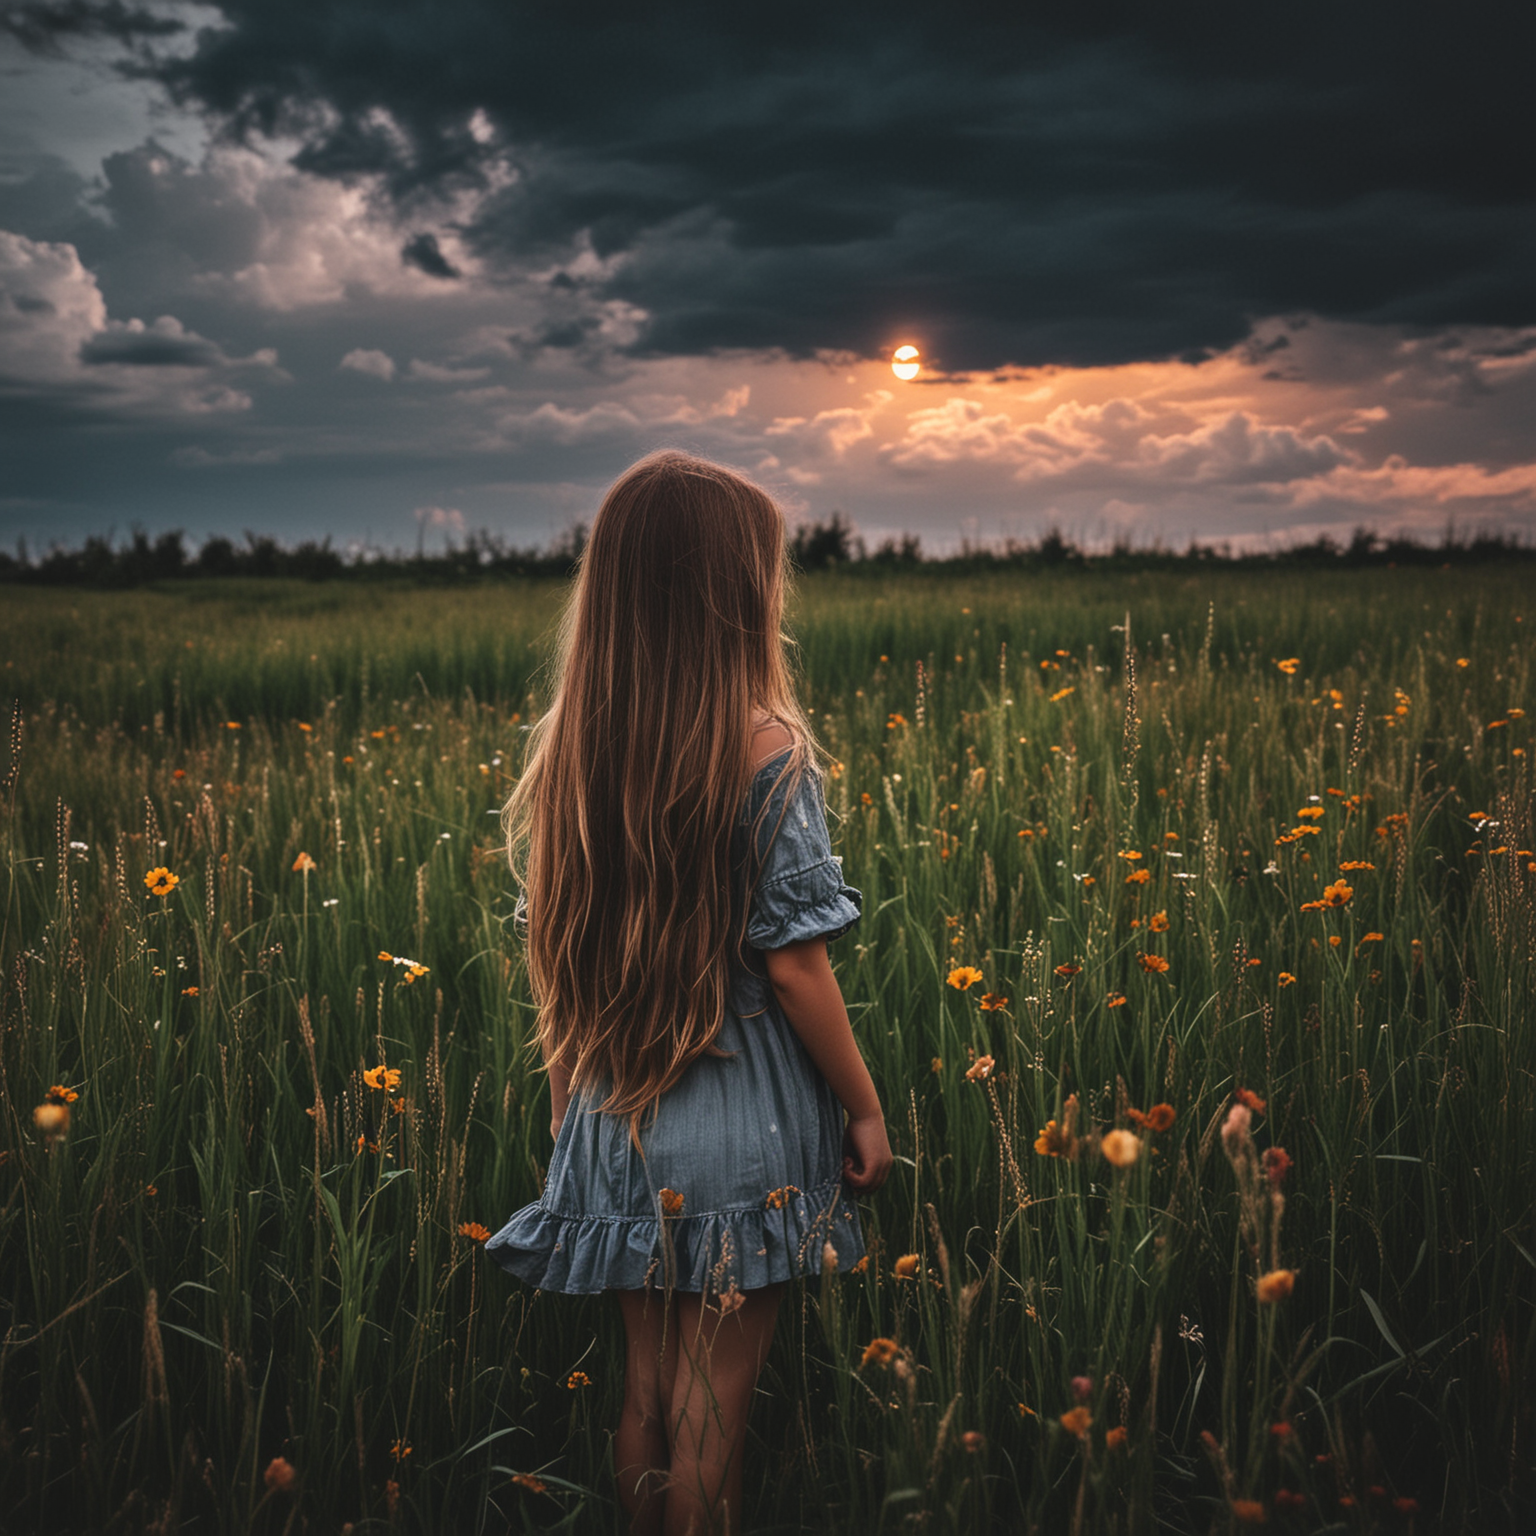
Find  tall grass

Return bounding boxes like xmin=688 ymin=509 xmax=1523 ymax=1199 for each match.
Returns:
xmin=1 ymin=568 xmax=1532 ymax=1533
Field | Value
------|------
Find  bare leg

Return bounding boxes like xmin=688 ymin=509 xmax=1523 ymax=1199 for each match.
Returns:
xmin=664 ymin=1284 xmax=783 ymax=1536
xmin=616 ymin=1287 xmax=679 ymax=1535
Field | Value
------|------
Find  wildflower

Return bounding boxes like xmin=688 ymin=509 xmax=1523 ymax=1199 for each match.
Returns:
xmin=961 ymin=1430 xmax=984 ymax=1452
xmin=225 ymin=720 xmax=242 ymax=729
xmin=893 ymin=1254 xmax=920 ymax=1279
xmin=1256 ymin=1269 xmax=1296 ymax=1304
xmin=1049 ymin=686 xmax=1075 ymax=702
xmin=567 ymin=1371 xmax=590 ymax=1389
xmin=1125 ymin=867 xmax=1151 ymax=885
xmin=378 ymin=950 xmax=394 ymax=962
xmin=1320 ymin=879 xmax=1353 ymax=908
xmin=1274 ymin=1490 xmax=1305 ymax=1511
xmin=362 ymin=1065 xmax=402 ymax=1093
xmin=947 ymin=965 xmax=984 ymax=990
xmin=1148 ymin=910 xmax=1170 ymax=932
xmin=181 ymin=986 xmax=199 ymax=996
xmin=264 ymin=1457 xmax=297 ymax=1493
xmin=659 ymin=1188 xmax=684 ymax=1217
xmin=1296 ymin=806 xmax=1325 ymax=821
xmin=1248 ymin=958 xmax=1262 ymax=967
xmin=931 ymin=1056 xmax=944 ymax=1073
xmin=1275 ymin=658 xmax=1299 ymax=675
xmin=979 ymin=992 xmax=1008 ymax=1011
xmin=1393 ymin=1497 xmax=1420 ymax=1514
xmin=390 ymin=1440 xmax=412 ymax=1461
xmin=1278 ymin=971 xmax=1296 ymax=987
xmin=1235 ymin=1088 xmax=1266 ymax=1113
xmin=1106 ymin=991 xmax=1127 ymax=1008
xmin=861 ymin=1337 xmax=899 ymax=1367
xmin=1118 ymin=850 xmax=1143 ymax=861
xmin=1101 ymin=1129 xmax=1142 ymax=1168
xmin=459 ymin=1222 xmax=492 ymax=1243
xmin=297 ymin=722 xmax=313 ymax=733
xmin=1222 ymin=1104 xmax=1252 ymax=1157
xmin=1070 ymin=1374 xmax=1093 ymax=1401
xmin=1053 ymin=963 xmax=1082 ymax=979
xmin=45 ymin=1085 xmax=79 ymax=1105
xmin=1137 ymin=952 xmax=1170 ymax=974
xmin=1340 ymin=860 xmax=1375 ymax=871
xmin=1262 ymin=1147 xmax=1292 ymax=1187
xmin=965 ymin=1055 xmax=995 ymax=1082
xmin=1128 ymin=1103 xmax=1175 ymax=1132
xmin=861 ymin=792 xmax=873 ymax=806
xmin=886 ymin=713 xmax=907 ymax=729
xmin=292 ymin=851 xmax=317 ymax=873
xmin=144 ymin=867 xmax=179 ymax=896
xmin=1059 ymin=1407 xmax=1092 ymax=1439
xmin=1329 ymin=934 xmax=1342 ymax=947
xmin=1106 ymin=1425 xmax=1128 ymax=1450
xmin=510 ymin=1473 xmax=548 ymax=1494
xmin=1455 ymin=657 xmax=1469 ymax=668
xmin=1230 ymin=1500 xmax=1266 ymax=1524
xmin=1035 ymin=1097 xmax=1079 ymax=1158
xmin=1018 ymin=1403 xmax=1037 ymax=1419
xmin=851 ymin=1255 xmax=869 ymax=1274
xmin=355 ymin=1135 xmax=379 ymax=1155
xmin=33 ymin=1102 xmax=70 ymax=1137
xmin=764 ymin=1185 xmax=801 ymax=1209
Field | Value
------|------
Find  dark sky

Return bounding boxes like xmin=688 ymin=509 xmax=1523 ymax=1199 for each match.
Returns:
xmin=2 ymin=0 xmax=1533 ymax=552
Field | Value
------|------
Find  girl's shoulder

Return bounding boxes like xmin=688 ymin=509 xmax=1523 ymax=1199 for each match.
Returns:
xmin=750 ymin=712 xmax=798 ymax=770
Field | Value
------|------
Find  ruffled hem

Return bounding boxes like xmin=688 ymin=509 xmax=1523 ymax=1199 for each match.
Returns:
xmin=484 ymin=1175 xmax=865 ymax=1295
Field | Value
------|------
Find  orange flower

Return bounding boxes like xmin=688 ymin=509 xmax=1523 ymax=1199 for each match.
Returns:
xmin=1256 ymin=1269 xmax=1296 ymax=1304
xmin=1118 ymin=849 xmax=1143 ymax=862
xmin=1125 ymin=867 xmax=1152 ymax=885
xmin=1148 ymin=910 xmax=1170 ymax=932
xmin=961 ymin=1430 xmax=985 ymax=1452
xmin=861 ymin=1337 xmax=899 ymax=1367
xmin=264 ymin=1457 xmax=298 ymax=1493
xmin=1100 ymin=1129 xmax=1142 ymax=1168
xmin=1296 ymin=806 xmax=1325 ymax=821
xmin=390 ymin=1439 xmax=412 ymax=1461
xmin=32 ymin=1102 xmax=69 ymax=1137
xmin=764 ymin=1185 xmax=801 ymax=1209
xmin=1059 ymin=1407 xmax=1092 ymax=1439
xmin=181 ymin=986 xmax=199 ymax=997
xmin=1137 ymin=952 xmax=1170 ymax=974
xmin=978 ymin=992 xmax=1008 ymax=1011
xmin=1049 ymin=686 xmax=1075 ymax=702
xmin=1035 ymin=1095 xmax=1079 ymax=1158
xmin=292 ymin=851 xmax=317 ymax=873
xmin=1275 ymin=658 xmax=1299 ymax=675
xmin=459 ymin=1222 xmax=492 ymax=1243
xmin=566 ymin=1371 xmax=591 ymax=1389
xmin=1106 ymin=991 xmax=1127 ymax=1009
xmin=1278 ymin=971 xmax=1296 ymax=987
xmin=1105 ymin=1425 xmax=1128 ymax=1450
xmin=1230 ymin=1500 xmax=1266 ymax=1524
xmin=510 ymin=1472 xmax=547 ymax=1494
xmin=947 ymin=965 xmax=984 ymax=990
xmin=965 ymin=1055 xmax=995 ymax=1082
xmin=45 ymin=1085 xmax=79 ymax=1105
xmin=930 ymin=1056 xmax=944 ymax=1073
xmin=659 ymin=1188 xmax=684 ymax=1216
xmin=1262 ymin=1147 xmax=1292 ymax=1187
xmin=1128 ymin=1103 xmax=1175 ymax=1132
xmin=362 ymin=1065 xmax=402 ymax=1093
xmin=1053 ymin=963 xmax=1082 ymax=979
xmin=144 ymin=866 xmax=179 ymax=896
xmin=893 ymin=1254 xmax=920 ymax=1279
xmin=1235 ymin=1088 xmax=1267 ymax=1113
xmin=1361 ymin=932 xmax=1384 ymax=943
xmin=1340 ymin=859 xmax=1375 ymax=871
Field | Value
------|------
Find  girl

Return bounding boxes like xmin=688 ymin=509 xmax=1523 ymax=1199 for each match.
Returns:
xmin=487 ymin=450 xmax=892 ymax=1535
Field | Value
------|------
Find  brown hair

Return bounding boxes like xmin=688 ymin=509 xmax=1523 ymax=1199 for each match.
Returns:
xmin=502 ymin=450 xmax=813 ymax=1139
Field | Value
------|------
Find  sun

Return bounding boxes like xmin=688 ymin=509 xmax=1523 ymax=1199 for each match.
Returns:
xmin=891 ymin=345 xmax=920 ymax=381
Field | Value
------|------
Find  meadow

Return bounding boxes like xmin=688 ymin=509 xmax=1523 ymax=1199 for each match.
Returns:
xmin=0 ymin=566 xmax=1532 ymax=1535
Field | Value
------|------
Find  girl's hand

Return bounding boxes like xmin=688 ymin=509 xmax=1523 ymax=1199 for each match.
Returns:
xmin=842 ymin=1112 xmax=893 ymax=1192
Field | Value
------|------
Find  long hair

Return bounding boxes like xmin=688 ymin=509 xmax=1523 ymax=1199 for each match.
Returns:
xmin=503 ymin=450 xmax=813 ymax=1139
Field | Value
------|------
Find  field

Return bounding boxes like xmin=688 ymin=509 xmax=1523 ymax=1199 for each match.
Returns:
xmin=1 ymin=567 xmax=1532 ymax=1534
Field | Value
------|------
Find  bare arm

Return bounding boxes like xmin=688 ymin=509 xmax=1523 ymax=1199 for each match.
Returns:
xmin=545 ymin=1042 xmax=573 ymax=1141
xmin=764 ymin=937 xmax=892 ymax=1192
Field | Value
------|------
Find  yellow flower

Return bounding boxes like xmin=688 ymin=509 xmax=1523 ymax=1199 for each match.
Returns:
xmin=658 ymin=1188 xmax=684 ymax=1217
xmin=362 ymin=1065 xmax=402 ymax=1093
xmin=1100 ymin=1129 xmax=1142 ymax=1168
xmin=1137 ymin=952 xmax=1170 ymax=974
xmin=1059 ymin=1407 xmax=1093 ymax=1439
xmin=567 ymin=1371 xmax=591 ymax=1389
xmin=1275 ymin=658 xmax=1299 ymax=675
xmin=225 ymin=720 xmax=242 ymax=730
xmin=1361 ymin=932 xmax=1384 ymax=943
xmin=861 ymin=1337 xmax=899 ymax=1368
xmin=1148 ymin=910 xmax=1170 ymax=932
xmin=893 ymin=1253 xmax=920 ymax=1279
xmin=144 ymin=866 xmax=179 ymax=896
xmin=459 ymin=1221 xmax=492 ymax=1243
xmin=292 ymin=851 xmax=317 ymax=873
xmin=965 ymin=1055 xmax=995 ymax=1082
xmin=1256 ymin=1269 xmax=1296 ymax=1304
xmin=947 ymin=966 xmax=984 ymax=990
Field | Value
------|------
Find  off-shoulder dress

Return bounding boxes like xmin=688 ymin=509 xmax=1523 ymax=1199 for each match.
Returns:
xmin=484 ymin=748 xmax=866 ymax=1294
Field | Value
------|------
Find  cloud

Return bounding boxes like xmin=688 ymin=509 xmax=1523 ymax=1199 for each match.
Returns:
xmin=339 ymin=347 xmax=395 ymax=380
xmin=414 ymin=504 xmax=466 ymax=532
xmin=406 ymin=358 xmax=490 ymax=383
xmin=0 ymin=226 xmax=277 ymax=411
xmin=0 ymin=0 xmax=185 ymax=54
xmin=21 ymin=1 xmax=1518 ymax=371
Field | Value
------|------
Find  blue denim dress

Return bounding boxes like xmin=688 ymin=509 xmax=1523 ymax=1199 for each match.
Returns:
xmin=485 ymin=750 xmax=866 ymax=1294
